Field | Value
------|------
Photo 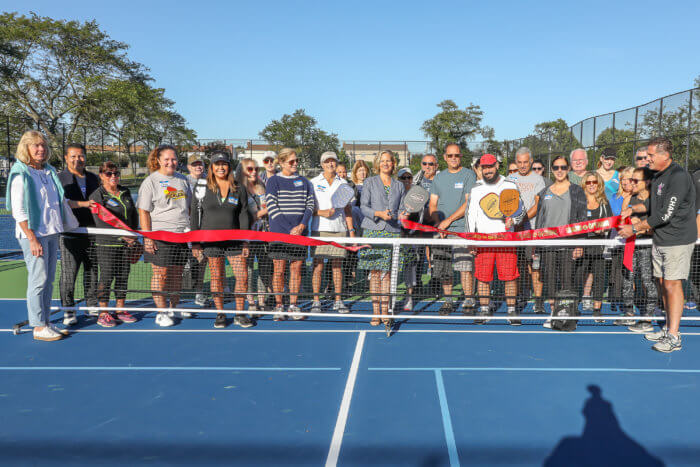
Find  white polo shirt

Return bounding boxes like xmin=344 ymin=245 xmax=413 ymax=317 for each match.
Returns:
xmin=310 ymin=173 xmax=348 ymax=232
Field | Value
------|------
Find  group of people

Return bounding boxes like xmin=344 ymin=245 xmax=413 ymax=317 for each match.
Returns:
xmin=8 ymin=129 xmax=698 ymax=353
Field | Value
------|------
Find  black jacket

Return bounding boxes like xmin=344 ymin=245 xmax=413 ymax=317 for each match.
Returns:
xmin=89 ymin=185 xmax=138 ymax=245
xmin=190 ymin=182 xmax=250 ymax=233
xmin=58 ymin=170 xmax=100 ymax=227
xmin=648 ymin=162 xmax=697 ymax=246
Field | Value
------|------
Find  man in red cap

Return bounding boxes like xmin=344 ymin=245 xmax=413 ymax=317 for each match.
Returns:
xmin=466 ymin=154 xmax=526 ymax=324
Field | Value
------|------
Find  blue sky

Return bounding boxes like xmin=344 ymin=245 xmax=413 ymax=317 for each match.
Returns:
xmin=7 ymin=0 xmax=700 ymax=141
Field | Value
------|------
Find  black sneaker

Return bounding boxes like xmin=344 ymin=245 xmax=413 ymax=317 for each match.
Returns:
xmin=214 ymin=313 xmax=228 ymax=328
xmin=438 ymin=301 xmax=454 ymax=316
xmin=593 ymin=309 xmax=605 ymax=324
xmin=233 ymin=314 xmax=255 ymax=328
xmin=533 ymin=300 xmax=546 ymax=314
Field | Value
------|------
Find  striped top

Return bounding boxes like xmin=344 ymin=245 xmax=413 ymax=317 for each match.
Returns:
xmin=265 ymin=174 xmax=315 ymax=234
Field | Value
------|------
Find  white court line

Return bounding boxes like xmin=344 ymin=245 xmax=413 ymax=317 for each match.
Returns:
xmin=434 ymin=369 xmax=460 ymax=466
xmin=369 ymin=367 xmax=700 ymax=373
xmin=326 ymin=331 xmax=366 ymax=467
xmin=3 ymin=328 xmax=700 ymax=336
xmin=0 ymin=366 xmax=340 ymax=371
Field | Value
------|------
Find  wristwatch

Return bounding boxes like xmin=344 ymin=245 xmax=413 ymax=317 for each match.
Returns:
xmin=632 ymin=226 xmax=638 ymax=234
xmin=348 ymin=228 xmax=356 ymax=233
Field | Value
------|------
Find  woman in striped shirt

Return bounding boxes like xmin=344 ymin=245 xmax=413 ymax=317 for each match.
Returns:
xmin=265 ymin=148 xmax=315 ymax=320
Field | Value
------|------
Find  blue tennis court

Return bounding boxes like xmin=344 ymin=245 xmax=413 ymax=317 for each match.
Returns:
xmin=1 ymin=298 xmax=699 ymax=466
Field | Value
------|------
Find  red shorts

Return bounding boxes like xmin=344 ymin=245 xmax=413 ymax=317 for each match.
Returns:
xmin=474 ymin=247 xmax=519 ymax=283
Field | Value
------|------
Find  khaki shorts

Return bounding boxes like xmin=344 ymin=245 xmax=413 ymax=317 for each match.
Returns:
xmin=651 ymin=242 xmax=695 ymax=280
xmin=312 ymin=231 xmax=348 ymax=259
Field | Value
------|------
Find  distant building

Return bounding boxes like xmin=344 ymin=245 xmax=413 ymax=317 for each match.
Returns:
xmin=342 ymin=143 xmax=410 ymax=166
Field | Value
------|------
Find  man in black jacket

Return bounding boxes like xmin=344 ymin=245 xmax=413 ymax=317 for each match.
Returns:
xmin=57 ymin=143 xmax=100 ymax=325
xmin=620 ymin=137 xmax=697 ymax=353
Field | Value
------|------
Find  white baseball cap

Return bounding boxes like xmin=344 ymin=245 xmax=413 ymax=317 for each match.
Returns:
xmin=320 ymin=151 xmax=338 ymax=163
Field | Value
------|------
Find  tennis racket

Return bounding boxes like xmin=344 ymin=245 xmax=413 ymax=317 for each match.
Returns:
xmin=331 ymin=183 xmax=355 ymax=209
xmin=479 ymin=192 xmax=504 ymax=219
xmin=499 ymin=188 xmax=520 ymax=217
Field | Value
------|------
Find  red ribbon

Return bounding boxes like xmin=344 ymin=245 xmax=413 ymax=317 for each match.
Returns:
xmin=91 ymin=203 xmax=367 ymax=253
xmin=402 ymin=217 xmax=636 ymax=271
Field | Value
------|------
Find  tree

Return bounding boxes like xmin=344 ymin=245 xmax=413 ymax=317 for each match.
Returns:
xmin=259 ymin=109 xmax=340 ymax=168
xmin=421 ymin=100 xmax=484 ymax=155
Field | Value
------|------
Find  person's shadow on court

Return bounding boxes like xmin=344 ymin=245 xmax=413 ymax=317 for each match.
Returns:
xmin=544 ymin=385 xmax=664 ymax=467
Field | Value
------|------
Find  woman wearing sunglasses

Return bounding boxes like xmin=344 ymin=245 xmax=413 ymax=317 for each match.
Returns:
xmin=534 ymin=156 xmax=587 ymax=320
xmin=577 ymin=172 xmax=612 ymax=322
xmin=90 ymin=161 xmax=140 ymax=327
xmin=266 ymin=148 xmax=315 ymax=321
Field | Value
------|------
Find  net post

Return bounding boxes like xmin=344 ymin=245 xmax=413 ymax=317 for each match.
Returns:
xmin=389 ymin=242 xmax=401 ymax=314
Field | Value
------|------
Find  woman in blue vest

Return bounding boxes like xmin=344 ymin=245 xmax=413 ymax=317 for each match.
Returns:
xmin=6 ymin=131 xmax=92 ymax=341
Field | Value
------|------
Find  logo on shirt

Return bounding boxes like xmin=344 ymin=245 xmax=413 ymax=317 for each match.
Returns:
xmin=294 ymin=180 xmax=303 ymax=187
xmin=316 ymin=184 xmax=326 ymax=192
xmin=454 ymin=182 xmax=464 ymax=189
xmin=164 ymin=186 xmax=186 ymax=200
xmin=227 ymin=196 xmax=239 ymax=205
xmin=106 ymin=199 xmax=120 ymax=208
xmin=544 ymin=194 xmax=552 ymax=200
xmin=657 ymin=182 xmax=664 ymax=196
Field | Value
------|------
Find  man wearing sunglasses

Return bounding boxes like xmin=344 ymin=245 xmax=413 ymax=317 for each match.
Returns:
xmin=429 ymin=143 xmax=477 ymax=315
xmin=58 ymin=143 xmax=100 ymax=325
xmin=259 ymin=151 xmax=279 ymax=185
xmin=620 ymin=137 xmax=697 ymax=353
xmin=412 ymin=154 xmax=439 ymax=289
xmin=634 ymin=147 xmax=650 ymax=168
xmin=414 ymin=154 xmax=438 ymax=191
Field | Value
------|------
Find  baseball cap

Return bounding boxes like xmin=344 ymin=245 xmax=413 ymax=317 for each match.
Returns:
xmin=187 ymin=154 xmax=204 ymax=165
xmin=262 ymin=151 xmax=276 ymax=162
xmin=601 ymin=147 xmax=617 ymax=159
xmin=210 ymin=152 xmax=230 ymax=165
xmin=397 ymin=167 xmax=413 ymax=178
xmin=320 ymin=151 xmax=338 ymax=163
xmin=480 ymin=154 xmax=498 ymax=166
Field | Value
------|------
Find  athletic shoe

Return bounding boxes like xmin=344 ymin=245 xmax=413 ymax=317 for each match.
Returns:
xmin=156 ymin=312 xmax=175 ymax=327
xmin=438 ymin=301 xmax=454 ymax=316
xmin=581 ymin=297 xmax=593 ymax=312
xmin=33 ymin=326 xmax=63 ymax=342
xmin=644 ymin=328 xmax=667 ymax=342
xmin=273 ymin=305 xmax=286 ymax=321
xmin=652 ymin=333 xmax=682 ymax=353
xmin=88 ymin=309 xmax=100 ymax=317
xmin=62 ymin=311 xmax=77 ymax=326
xmin=289 ymin=305 xmax=305 ymax=320
xmin=461 ymin=297 xmax=476 ymax=315
xmin=180 ymin=311 xmax=193 ymax=319
xmin=194 ymin=293 xmax=208 ymax=307
xmin=116 ymin=311 xmax=137 ymax=323
xmin=542 ymin=319 xmax=552 ymax=329
xmin=684 ymin=301 xmax=697 ymax=311
xmin=310 ymin=301 xmax=323 ymax=314
xmin=533 ymin=300 xmax=546 ymax=315
xmin=403 ymin=297 xmax=413 ymax=312
xmin=475 ymin=308 xmax=490 ymax=324
xmin=334 ymin=301 xmax=350 ymax=314
xmin=233 ymin=314 xmax=255 ymax=328
xmin=593 ymin=309 xmax=605 ymax=324
xmin=628 ymin=321 xmax=654 ymax=333
xmin=97 ymin=312 xmax=117 ymax=328
xmin=214 ymin=313 xmax=228 ymax=328
xmin=48 ymin=324 xmax=70 ymax=336
xmin=507 ymin=308 xmax=521 ymax=326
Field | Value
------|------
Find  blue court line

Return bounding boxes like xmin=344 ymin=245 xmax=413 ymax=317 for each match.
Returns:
xmin=370 ymin=367 xmax=700 ymax=373
xmin=434 ymin=369 xmax=460 ymax=467
xmin=0 ymin=366 xmax=341 ymax=371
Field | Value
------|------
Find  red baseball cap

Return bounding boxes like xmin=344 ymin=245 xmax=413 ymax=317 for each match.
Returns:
xmin=480 ymin=154 xmax=497 ymax=166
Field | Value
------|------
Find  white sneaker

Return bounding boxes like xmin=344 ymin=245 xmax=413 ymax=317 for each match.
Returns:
xmin=333 ymin=301 xmax=350 ymax=314
xmin=63 ymin=312 xmax=77 ymax=326
xmin=542 ymin=319 xmax=552 ymax=329
xmin=194 ymin=293 xmax=207 ymax=307
xmin=156 ymin=312 xmax=175 ymax=327
xmin=48 ymin=324 xmax=70 ymax=336
xmin=403 ymin=297 xmax=413 ymax=312
xmin=33 ymin=326 xmax=63 ymax=341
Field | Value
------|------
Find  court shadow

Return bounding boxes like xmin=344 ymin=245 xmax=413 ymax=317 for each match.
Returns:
xmin=544 ymin=385 xmax=664 ymax=466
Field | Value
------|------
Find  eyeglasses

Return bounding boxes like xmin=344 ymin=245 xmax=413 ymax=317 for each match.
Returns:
xmin=508 ymin=169 xmax=517 ymax=174
xmin=103 ymin=171 xmax=120 ymax=177
xmin=552 ymin=165 xmax=569 ymax=171
xmin=422 ymin=162 xmax=436 ymax=166
xmin=246 ymin=167 xmax=256 ymax=173
xmin=399 ymin=176 xmax=412 ymax=180
xmin=585 ymin=180 xmax=598 ymax=186
xmin=286 ymin=159 xmax=298 ymax=165
xmin=532 ymin=167 xmax=544 ymax=172
xmin=445 ymin=154 xmax=461 ymax=159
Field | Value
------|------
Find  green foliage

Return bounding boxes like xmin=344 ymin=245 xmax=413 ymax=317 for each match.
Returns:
xmin=421 ymin=100 xmax=484 ymax=155
xmin=259 ymin=109 xmax=340 ymax=168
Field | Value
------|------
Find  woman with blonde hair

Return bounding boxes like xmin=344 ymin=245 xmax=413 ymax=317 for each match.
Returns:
xmin=6 ymin=131 xmax=89 ymax=341
xmin=266 ymin=148 xmax=315 ymax=320
xmin=236 ymin=158 xmax=273 ymax=315
xmin=577 ymin=171 xmax=612 ymax=322
xmin=137 ymin=144 xmax=192 ymax=327
xmin=191 ymin=152 xmax=252 ymax=328
xmin=358 ymin=150 xmax=407 ymax=325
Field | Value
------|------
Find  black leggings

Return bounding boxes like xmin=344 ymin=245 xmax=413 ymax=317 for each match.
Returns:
xmin=541 ymin=248 xmax=575 ymax=296
xmin=575 ymin=249 xmax=606 ymax=302
xmin=59 ymin=235 xmax=98 ymax=307
xmin=96 ymin=245 xmax=131 ymax=302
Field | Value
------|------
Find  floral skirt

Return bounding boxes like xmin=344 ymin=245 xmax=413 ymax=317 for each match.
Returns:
xmin=357 ymin=229 xmax=405 ymax=272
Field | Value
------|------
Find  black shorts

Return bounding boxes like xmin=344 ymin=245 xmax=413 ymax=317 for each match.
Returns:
xmin=143 ymin=240 xmax=190 ymax=267
xmin=202 ymin=241 xmax=244 ymax=258
xmin=268 ymin=242 xmax=307 ymax=261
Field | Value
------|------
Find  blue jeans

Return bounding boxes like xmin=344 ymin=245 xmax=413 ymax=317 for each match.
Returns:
xmin=18 ymin=234 xmax=59 ymax=327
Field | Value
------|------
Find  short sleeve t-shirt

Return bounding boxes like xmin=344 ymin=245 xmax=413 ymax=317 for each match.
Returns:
xmin=429 ymin=167 xmax=476 ymax=232
xmin=540 ymin=187 xmax=571 ymax=228
xmin=137 ymin=171 xmax=191 ymax=232
xmin=76 ymin=175 xmax=87 ymax=198
xmin=508 ymin=171 xmax=546 ymax=227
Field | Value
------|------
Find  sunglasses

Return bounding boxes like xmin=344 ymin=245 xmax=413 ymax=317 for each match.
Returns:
xmin=533 ymin=167 xmax=544 ymax=171
xmin=446 ymin=154 xmax=461 ymax=159
xmin=422 ymin=162 xmax=436 ymax=166
xmin=632 ymin=178 xmax=645 ymax=183
xmin=103 ymin=171 xmax=120 ymax=177
xmin=508 ymin=169 xmax=517 ymax=174
xmin=552 ymin=165 xmax=569 ymax=171
xmin=635 ymin=156 xmax=647 ymax=161
xmin=263 ymin=159 xmax=274 ymax=163
xmin=286 ymin=159 xmax=298 ymax=165
xmin=585 ymin=180 xmax=598 ymax=186
xmin=246 ymin=167 xmax=256 ymax=173
xmin=399 ymin=175 xmax=412 ymax=180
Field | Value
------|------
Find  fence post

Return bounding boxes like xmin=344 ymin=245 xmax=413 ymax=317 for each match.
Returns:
xmin=687 ymin=89 xmax=693 ymax=169
xmin=658 ymin=98 xmax=663 ymax=134
xmin=6 ymin=116 xmax=12 ymax=162
xmin=632 ymin=106 xmax=639 ymax=156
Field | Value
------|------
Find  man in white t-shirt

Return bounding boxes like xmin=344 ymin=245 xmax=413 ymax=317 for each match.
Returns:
xmin=309 ymin=151 xmax=356 ymax=314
